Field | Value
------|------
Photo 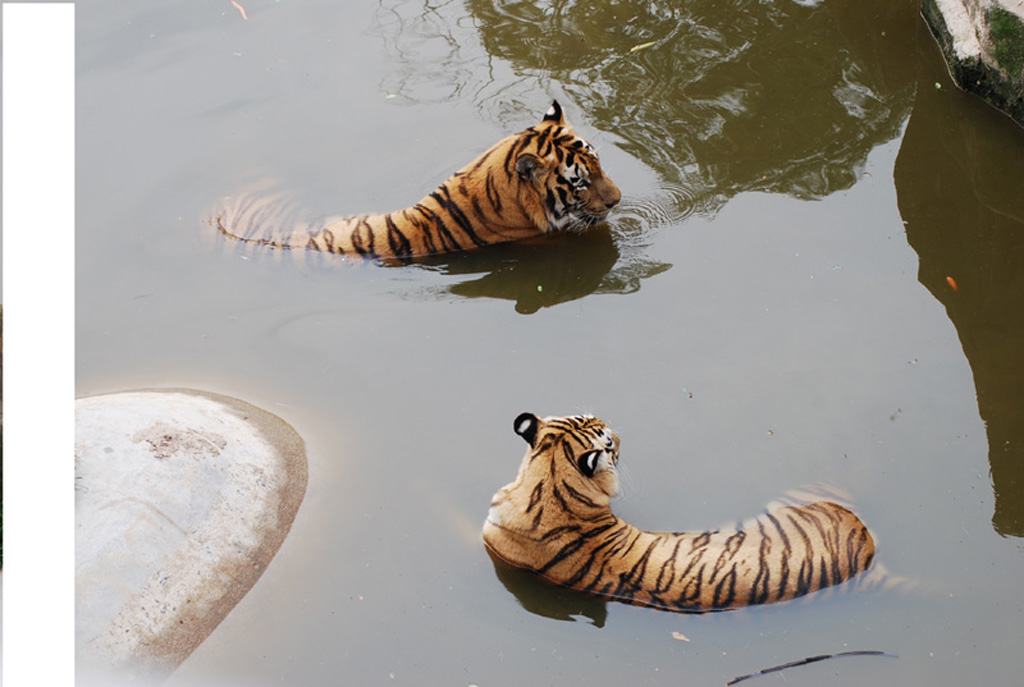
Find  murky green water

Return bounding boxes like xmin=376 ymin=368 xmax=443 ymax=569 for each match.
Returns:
xmin=77 ymin=0 xmax=1024 ymax=685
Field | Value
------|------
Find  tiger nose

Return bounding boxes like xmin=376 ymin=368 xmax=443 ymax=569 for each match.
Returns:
xmin=605 ymin=183 xmax=621 ymax=209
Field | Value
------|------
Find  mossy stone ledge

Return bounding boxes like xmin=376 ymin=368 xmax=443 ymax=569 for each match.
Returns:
xmin=922 ymin=0 xmax=1024 ymax=126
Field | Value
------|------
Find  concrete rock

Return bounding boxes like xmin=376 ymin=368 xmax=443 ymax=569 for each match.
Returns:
xmin=923 ymin=0 xmax=1024 ymax=126
xmin=75 ymin=389 xmax=307 ymax=683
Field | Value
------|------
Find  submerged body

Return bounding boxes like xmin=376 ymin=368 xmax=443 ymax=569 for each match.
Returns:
xmin=214 ymin=101 xmax=620 ymax=261
xmin=483 ymin=413 xmax=875 ymax=612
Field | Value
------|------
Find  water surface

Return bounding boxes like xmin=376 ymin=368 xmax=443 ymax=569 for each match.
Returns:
xmin=77 ymin=1 xmax=1024 ymax=685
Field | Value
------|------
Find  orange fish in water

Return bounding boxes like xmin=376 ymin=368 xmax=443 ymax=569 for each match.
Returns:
xmin=946 ymin=276 xmax=958 ymax=292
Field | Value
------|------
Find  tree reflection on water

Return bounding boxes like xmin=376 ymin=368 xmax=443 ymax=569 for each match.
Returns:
xmin=466 ymin=0 xmax=917 ymax=216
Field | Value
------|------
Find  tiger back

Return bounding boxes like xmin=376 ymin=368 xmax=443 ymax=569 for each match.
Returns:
xmin=483 ymin=413 xmax=876 ymax=612
xmin=211 ymin=101 xmax=620 ymax=263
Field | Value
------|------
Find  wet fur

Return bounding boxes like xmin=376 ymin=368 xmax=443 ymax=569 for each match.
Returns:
xmin=483 ymin=413 xmax=875 ymax=612
xmin=213 ymin=101 xmax=620 ymax=262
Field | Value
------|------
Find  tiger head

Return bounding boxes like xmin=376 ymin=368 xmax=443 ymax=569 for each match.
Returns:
xmin=484 ymin=413 xmax=621 ymax=556
xmin=504 ymin=101 xmax=621 ymax=233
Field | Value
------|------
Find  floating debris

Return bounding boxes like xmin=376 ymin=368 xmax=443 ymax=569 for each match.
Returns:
xmin=629 ymin=40 xmax=658 ymax=53
xmin=727 ymin=650 xmax=895 ymax=685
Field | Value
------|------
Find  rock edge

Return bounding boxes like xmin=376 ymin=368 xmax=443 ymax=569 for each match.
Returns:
xmin=75 ymin=388 xmax=308 ymax=682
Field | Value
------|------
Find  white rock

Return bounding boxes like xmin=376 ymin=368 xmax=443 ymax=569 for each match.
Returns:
xmin=76 ymin=389 xmax=307 ymax=683
xmin=933 ymin=0 xmax=984 ymax=60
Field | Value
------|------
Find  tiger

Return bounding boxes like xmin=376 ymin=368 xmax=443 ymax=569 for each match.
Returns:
xmin=482 ymin=413 xmax=876 ymax=612
xmin=213 ymin=101 xmax=621 ymax=262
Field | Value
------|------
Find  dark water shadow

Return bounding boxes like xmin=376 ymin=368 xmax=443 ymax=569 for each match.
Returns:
xmin=464 ymin=0 xmax=918 ymax=223
xmin=894 ymin=25 xmax=1024 ymax=538
xmin=487 ymin=549 xmax=609 ymax=627
xmin=407 ymin=225 xmax=670 ymax=314
xmin=370 ymin=0 xmax=918 ymax=310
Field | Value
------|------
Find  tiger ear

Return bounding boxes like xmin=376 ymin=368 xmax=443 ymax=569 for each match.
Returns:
xmin=542 ymin=99 xmax=565 ymax=125
xmin=514 ymin=153 xmax=544 ymax=182
xmin=514 ymin=412 xmax=540 ymax=446
xmin=577 ymin=450 xmax=601 ymax=478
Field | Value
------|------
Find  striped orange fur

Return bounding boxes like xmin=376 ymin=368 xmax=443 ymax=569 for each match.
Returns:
xmin=483 ymin=413 xmax=875 ymax=612
xmin=213 ymin=101 xmax=620 ymax=262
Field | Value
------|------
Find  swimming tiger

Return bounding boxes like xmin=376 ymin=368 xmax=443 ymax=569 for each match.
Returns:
xmin=213 ymin=101 xmax=620 ymax=261
xmin=483 ymin=413 xmax=876 ymax=612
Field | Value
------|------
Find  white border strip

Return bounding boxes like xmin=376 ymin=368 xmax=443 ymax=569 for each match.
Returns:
xmin=2 ymin=3 xmax=76 ymax=685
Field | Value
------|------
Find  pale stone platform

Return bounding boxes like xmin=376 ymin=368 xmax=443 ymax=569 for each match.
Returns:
xmin=75 ymin=389 xmax=307 ymax=683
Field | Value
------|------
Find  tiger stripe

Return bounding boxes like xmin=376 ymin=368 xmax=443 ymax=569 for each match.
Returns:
xmin=483 ymin=413 xmax=875 ymax=613
xmin=210 ymin=100 xmax=620 ymax=263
